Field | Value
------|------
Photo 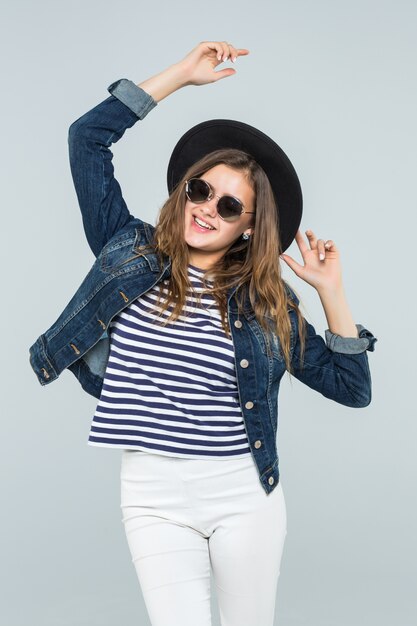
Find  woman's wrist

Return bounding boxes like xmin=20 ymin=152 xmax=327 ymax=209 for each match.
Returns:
xmin=317 ymin=284 xmax=359 ymax=338
xmin=137 ymin=63 xmax=188 ymax=103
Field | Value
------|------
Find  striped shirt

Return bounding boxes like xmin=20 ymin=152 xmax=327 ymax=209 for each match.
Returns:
xmin=88 ymin=264 xmax=251 ymax=458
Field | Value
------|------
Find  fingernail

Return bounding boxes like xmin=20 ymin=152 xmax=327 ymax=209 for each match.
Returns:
xmin=232 ymin=56 xmax=236 ymax=62
xmin=319 ymin=253 xmax=325 ymax=261
xmin=224 ymin=56 xmax=228 ymax=61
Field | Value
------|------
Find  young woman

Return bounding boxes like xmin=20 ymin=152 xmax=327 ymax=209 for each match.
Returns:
xmin=29 ymin=41 xmax=377 ymax=626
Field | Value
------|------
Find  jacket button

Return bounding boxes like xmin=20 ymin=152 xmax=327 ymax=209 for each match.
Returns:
xmin=268 ymin=476 xmax=275 ymax=485
xmin=245 ymin=401 xmax=254 ymax=409
xmin=240 ymin=359 xmax=249 ymax=368
xmin=254 ymin=440 xmax=262 ymax=449
xmin=234 ymin=320 xmax=243 ymax=328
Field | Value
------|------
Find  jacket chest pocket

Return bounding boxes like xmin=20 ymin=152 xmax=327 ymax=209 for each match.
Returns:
xmin=99 ymin=235 xmax=147 ymax=274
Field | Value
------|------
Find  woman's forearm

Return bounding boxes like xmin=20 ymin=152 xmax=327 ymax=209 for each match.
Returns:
xmin=137 ymin=63 xmax=188 ymax=103
xmin=317 ymin=284 xmax=359 ymax=338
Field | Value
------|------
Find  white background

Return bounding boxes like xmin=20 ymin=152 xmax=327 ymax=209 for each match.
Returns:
xmin=1 ymin=0 xmax=415 ymax=624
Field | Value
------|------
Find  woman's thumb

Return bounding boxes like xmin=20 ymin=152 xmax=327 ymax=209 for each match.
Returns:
xmin=212 ymin=68 xmax=237 ymax=81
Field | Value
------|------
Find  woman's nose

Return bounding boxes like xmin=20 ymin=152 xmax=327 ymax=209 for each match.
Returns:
xmin=201 ymin=194 xmax=220 ymax=217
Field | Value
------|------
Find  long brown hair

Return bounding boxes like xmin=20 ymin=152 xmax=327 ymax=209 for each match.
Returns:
xmin=132 ymin=148 xmax=306 ymax=375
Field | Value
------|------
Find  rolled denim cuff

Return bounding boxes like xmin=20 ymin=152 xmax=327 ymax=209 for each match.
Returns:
xmin=107 ymin=78 xmax=157 ymax=119
xmin=325 ymin=324 xmax=378 ymax=354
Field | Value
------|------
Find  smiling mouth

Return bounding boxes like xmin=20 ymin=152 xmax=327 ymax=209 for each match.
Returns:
xmin=193 ymin=216 xmax=216 ymax=230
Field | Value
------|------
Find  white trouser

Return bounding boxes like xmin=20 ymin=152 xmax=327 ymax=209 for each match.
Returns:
xmin=120 ymin=449 xmax=287 ymax=626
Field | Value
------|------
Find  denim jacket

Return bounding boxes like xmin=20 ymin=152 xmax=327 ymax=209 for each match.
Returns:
xmin=29 ymin=79 xmax=378 ymax=495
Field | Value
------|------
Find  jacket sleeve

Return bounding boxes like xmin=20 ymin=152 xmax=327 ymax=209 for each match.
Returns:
xmin=68 ymin=79 xmax=157 ymax=257
xmin=286 ymin=285 xmax=378 ymax=408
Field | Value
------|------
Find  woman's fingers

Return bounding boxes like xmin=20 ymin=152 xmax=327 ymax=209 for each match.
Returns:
xmin=305 ymin=229 xmax=317 ymax=248
xmin=305 ymin=229 xmax=336 ymax=261
xmin=216 ymin=42 xmax=227 ymax=60
xmin=218 ymin=41 xmax=236 ymax=61
xmin=226 ymin=44 xmax=239 ymax=62
xmin=205 ymin=42 xmax=224 ymax=60
xmin=317 ymin=239 xmax=326 ymax=260
xmin=294 ymin=229 xmax=309 ymax=256
xmin=223 ymin=44 xmax=250 ymax=62
xmin=306 ymin=229 xmax=335 ymax=261
xmin=227 ymin=46 xmax=250 ymax=62
xmin=316 ymin=238 xmax=336 ymax=260
xmin=205 ymin=41 xmax=230 ymax=61
xmin=202 ymin=42 xmax=224 ymax=61
xmin=220 ymin=41 xmax=230 ymax=61
xmin=204 ymin=41 xmax=249 ymax=63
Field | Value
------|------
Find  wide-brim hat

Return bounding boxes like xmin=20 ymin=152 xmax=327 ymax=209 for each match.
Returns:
xmin=166 ymin=119 xmax=303 ymax=253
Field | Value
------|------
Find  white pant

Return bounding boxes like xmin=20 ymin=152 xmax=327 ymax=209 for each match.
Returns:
xmin=120 ymin=450 xmax=287 ymax=626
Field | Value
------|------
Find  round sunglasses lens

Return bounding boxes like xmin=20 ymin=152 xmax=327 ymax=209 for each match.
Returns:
xmin=187 ymin=178 xmax=210 ymax=202
xmin=217 ymin=196 xmax=243 ymax=221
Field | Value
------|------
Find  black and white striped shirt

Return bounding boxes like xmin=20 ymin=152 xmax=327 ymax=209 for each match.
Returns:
xmin=88 ymin=264 xmax=251 ymax=458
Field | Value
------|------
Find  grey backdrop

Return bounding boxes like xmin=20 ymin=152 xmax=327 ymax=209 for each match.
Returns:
xmin=2 ymin=0 xmax=416 ymax=624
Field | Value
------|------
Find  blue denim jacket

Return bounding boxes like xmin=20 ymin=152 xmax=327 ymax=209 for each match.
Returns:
xmin=29 ymin=79 xmax=378 ymax=495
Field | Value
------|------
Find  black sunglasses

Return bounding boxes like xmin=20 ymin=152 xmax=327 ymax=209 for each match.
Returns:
xmin=185 ymin=177 xmax=255 ymax=223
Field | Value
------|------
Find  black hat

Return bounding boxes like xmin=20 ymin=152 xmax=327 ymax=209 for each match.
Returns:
xmin=166 ymin=118 xmax=303 ymax=252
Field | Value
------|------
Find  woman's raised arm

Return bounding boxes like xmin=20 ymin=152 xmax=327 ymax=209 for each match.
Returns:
xmin=68 ymin=83 xmax=157 ymax=257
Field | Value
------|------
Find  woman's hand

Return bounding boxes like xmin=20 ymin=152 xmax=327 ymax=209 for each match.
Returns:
xmin=177 ymin=41 xmax=250 ymax=86
xmin=280 ymin=229 xmax=344 ymax=293
xmin=137 ymin=41 xmax=249 ymax=103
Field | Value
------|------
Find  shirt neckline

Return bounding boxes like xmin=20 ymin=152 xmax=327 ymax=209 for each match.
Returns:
xmin=187 ymin=263 xmax=215 ymax=287
xmin=187 ymin=263 xmax=207 ymax=273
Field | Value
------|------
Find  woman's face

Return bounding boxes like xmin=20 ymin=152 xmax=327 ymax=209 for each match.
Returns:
xmin=183 ymin=163 xmax=256 ymax=269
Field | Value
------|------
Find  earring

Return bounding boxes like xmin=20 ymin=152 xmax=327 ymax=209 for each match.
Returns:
xmin=242 ymin=233 xmax=250 ymax=240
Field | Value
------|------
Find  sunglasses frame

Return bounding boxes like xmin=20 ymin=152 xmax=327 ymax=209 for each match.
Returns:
xmin=185 ymin=177 xmax=256 ymax=222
